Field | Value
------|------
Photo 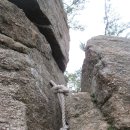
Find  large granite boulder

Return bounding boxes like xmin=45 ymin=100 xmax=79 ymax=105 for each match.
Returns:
xmin=0 ymin=0 xmax=69 ymax=130
xmin=81 ymin=35 xmax=130 ymax=129
xmin=66 ymin=92 xmax=109 ymax=130
xmin=4 ymin=0 xmax=70 ymax=72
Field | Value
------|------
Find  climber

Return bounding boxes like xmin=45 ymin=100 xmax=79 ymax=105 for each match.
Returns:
xmin=50 ymin=80 xmax=69 ymax=130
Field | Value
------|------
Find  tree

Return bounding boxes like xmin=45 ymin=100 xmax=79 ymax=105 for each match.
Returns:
xmin=65 ymin=69 xmax=81 ymax=92
xmin=63 ymin=0 xmax=87 ymax=30
xmin=104 ymin=0 xmax=130 ymax=36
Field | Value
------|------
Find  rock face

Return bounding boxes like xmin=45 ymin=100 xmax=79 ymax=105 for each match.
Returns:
xmin=81 ymin=35 xmax=130 ymax=129
xmin=66 ymin=92 xmax=109 ymax=130
xmin=8 ymin=0 xmax=69 ymax=72
xmin=0 ymin=0 xmax=69 ymax=130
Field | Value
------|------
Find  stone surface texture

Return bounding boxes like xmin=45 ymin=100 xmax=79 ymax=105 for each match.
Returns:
xmin=66 ymin=92 xmax=109 ymax=130
xmin=0 ymin=0 xmax=69 ymax=130
xmin=81 ymin=35 xmax=130 ymax=129
xmin=7 ymin=0 xmax=70 ymax=72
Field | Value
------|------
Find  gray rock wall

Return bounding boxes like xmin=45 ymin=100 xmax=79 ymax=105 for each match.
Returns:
xmin=0 ymin=0 xmax=69 ymax=130
xmin=66 ymin=92 xmax=109 ymax=130
xmin=8 ymin=0 xmax=70 ymax=72
xmin=81 ymin=35 xmax=130 ymax=129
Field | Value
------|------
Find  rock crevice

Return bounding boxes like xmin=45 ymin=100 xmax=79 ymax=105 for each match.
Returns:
xmin=7 ymin=0 xmax=70 ymax=72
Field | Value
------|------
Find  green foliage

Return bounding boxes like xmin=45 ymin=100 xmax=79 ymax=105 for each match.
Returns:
xmin=65 ymin=69 xmax=81 ymax=92
xmin=64 ymin=0 xmax=85 ymax=14
xmin=63 ymin=0 xmax=87 ymax=31
xmin=80 ymin=42 xmax=86 ymax=52
xmin=63 ymin=0 xmax=86 ymax=17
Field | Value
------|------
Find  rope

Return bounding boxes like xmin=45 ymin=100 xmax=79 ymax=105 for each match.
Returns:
xmin=50 ymin=80 xmax=69 ymax=130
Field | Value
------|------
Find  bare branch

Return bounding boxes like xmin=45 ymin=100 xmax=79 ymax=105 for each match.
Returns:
xmin=104 ymin=0 xmax=130 ymax=36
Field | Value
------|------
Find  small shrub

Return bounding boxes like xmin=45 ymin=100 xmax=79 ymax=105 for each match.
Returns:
xmin=107 ymin=126 xmax=117 ymax=130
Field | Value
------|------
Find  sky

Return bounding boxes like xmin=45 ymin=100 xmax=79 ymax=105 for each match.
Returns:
xmin=66 ymin=0 xmax=130 ymax=73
